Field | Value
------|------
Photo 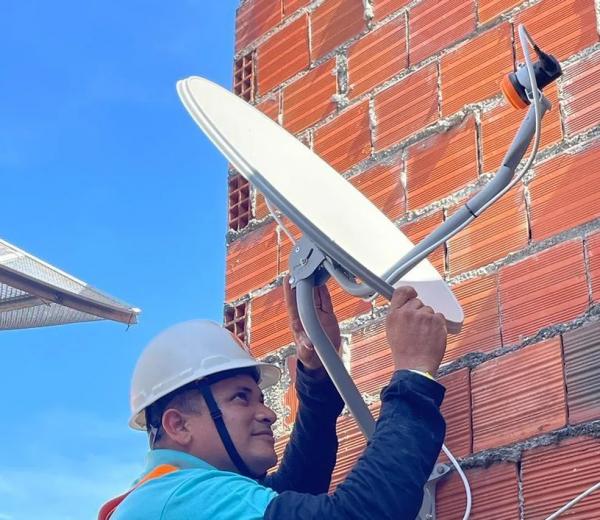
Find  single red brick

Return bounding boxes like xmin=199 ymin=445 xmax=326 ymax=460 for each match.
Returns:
xmin=589 ymin=231 xmax=600 ymax=303
xmin=282 ymin=355 xmax=299 ymax=427
xmin=282 ymin=59 xmax=337 ymax=133
xmin=277 ymin=217 xmax=303 ymax=274
xmin=349 ymin=159 xmax=406 ymax=221
xmin=478 ymin=0 xmax=521 ymax=24
xmin=481 ymin=83 xmax=562 ymax=174
xmin=445 ymin=274 xmax=501 ymax=364
xmin=447 ymin=187 xmax=528 ymax=275
xmin=250 ymin=285 xmax=294 ymax=357
xmin=257 ymin=16 xmax=310 ymax=95
xmin=441 ymin=24 xmax=513 ymax=117
xmin=529 ymin=142 xmax=600 ymax=241
xmin=563 ymin=322 xmax=600 ymax=424
xmin=236 ymin=0 xmax=283 ymax=52
xmin=406 ymin=116 xmax=478 ymax=211
xmin=314 ymin=101 xmax=372 ymax=172
xmin=438 ymin=368 xmax=472 ymax=460
xmin=522 ymin=436 xmax=600 ymax=519
xmin=350 ymin=320 xmax=392 ymax=395
xmin=373 ymin=0 xmax=410 ymax=21
xmin=347 ymin=16 xmax=408 ymax=99
xmin=401 ymin=211 xmax=445 ymax=274
xmin=226 ymin=223 xmax=278 ymax=301
xmin=514 ymin=0 xmax=598 ymax=64
xmin=256 ymin=94 xmax=280 ymax=122
xmin=436 ymin=463 xmax=520 ymax=519
xmin=472 ymin=338 xmax=567 ymax=451
xmin=310 ymin=0 xmax=366 ymax=61
xmin=328 ymin=277 xmax=372 ymax=323
xmin=563 ymin=51 xmax=600 ymax=136
xmin=374 ymin=64 xmax=438 ymax=150
xmin=409 ymin=0 xmax=475 ymax=66
xmin=283 ymin=0 xmax=311 ymax=16
xmin=499 ymin=240 xmax=589 ymax=344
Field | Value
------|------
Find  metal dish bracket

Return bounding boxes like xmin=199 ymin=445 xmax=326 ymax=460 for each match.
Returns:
xmin=289 ymin=236 xmax=451 ymax=520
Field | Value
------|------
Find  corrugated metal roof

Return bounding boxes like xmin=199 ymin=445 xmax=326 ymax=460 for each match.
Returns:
xmin=0 ymin=238 xmax=140 ymax=330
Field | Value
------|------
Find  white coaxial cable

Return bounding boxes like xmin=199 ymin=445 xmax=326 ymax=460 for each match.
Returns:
xmin=442 ymin=443 xmax=472 ymax=520
xmin=265 ymin=197 xmax=297 ymax=244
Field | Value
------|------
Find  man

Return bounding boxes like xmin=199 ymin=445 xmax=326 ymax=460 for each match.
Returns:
xmin=99 ymin=282 xmax=447 ymax=519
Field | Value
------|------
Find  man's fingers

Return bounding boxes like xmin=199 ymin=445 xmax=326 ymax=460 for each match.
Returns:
xmin=315 ymin=284 xmax=335 ymax=314
xmin=421 ymin=305 xmax=435 ymax=314
xmin=283 ymin=274 xmax=302 ymax=329
xmin=435 ymin=313 xmax=448 ymax=331
xmin=403 ymin=298 xmax=424 ymax=311
xmin=390 ymin=286 xmax=418 ymax=309
xmin=296 ymin=330 xmax=313 ymax=350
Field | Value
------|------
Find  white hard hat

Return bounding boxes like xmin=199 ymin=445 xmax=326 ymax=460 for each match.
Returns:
xmin=129 ymin=319 xmax=281 ymax=430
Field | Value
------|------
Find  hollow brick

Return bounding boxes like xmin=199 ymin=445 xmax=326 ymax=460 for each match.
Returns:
xmin=406 ymin=116 xmax=478 ymax=211
xmin=529 ymin=142 xmax=600 ymax=242
xmin=374 ymin=64 xmax=438 ymax=150
xmin=499 ymin=240 xmax=588 ymax=345
xmin=310 ymin=0 xmax=366 ymax=61
xmin=563 ymin=50 xmax=600 ymax=137
xmin=472 ymin=338 xmax=567 ymax=452
xmin=283 ymin=58 xmax=337 ymax=134
xmin=409 ymin=0 xmax=475 ymax=66
xmin=522 ymin=436 xmax=600 ymax=519
xmin=441 ymin=24 xmax=513 ymax=117
xmin=347 ymin=16 xmax=407 ymax=99
xmin=226 ymin=223 xmax=278 ymax=301
xmin=257 ymin=15 xmax=310 ymax=95
xmin=313 ymin=101 xmax=372 ymax=172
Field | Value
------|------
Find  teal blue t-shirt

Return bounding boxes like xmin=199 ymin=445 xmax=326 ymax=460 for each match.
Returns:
xmin=111 ymin=449 xmax=278 ymax=519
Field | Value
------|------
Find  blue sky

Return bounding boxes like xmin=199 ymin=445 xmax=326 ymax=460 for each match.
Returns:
xmin=0 ymin=1 xmax=240 ymax=517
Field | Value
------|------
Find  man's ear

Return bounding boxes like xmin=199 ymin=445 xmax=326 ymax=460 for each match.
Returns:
xmin=162 ymin=408 xmax=192 ymax=445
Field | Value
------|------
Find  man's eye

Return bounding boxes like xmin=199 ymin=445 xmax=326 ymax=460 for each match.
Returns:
xmin=233 ymin=392 xmax=249 ymax=403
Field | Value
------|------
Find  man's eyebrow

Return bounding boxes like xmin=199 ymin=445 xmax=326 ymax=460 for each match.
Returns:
xmin=235 ymin=385 xmax=264 ymax=399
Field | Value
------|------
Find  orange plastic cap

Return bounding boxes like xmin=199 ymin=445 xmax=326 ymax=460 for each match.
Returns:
xmin=501 ymin=74 xmax=528 ymax=110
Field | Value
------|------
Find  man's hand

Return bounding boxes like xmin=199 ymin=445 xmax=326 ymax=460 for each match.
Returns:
xmin=385 ymin=286 xmax=447 ymax=376
xmin=283 ymin=274 xmax=341 ymax=374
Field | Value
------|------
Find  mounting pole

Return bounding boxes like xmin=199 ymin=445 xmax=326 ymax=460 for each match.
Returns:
xmin=291 ymin=237 xmax=376 ymax=438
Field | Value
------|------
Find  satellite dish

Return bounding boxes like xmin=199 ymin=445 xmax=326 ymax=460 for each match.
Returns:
xmin=176 ymin=25 xmax=564 ymax=520
xmin=177 ymin=76 xmax=463 ymax=332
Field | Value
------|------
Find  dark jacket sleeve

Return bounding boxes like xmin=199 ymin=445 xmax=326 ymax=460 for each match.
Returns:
xmin=263 ymin=370 xmax=446 ymax=520
xmin=259 ymin=362 xmax=345 ymax=494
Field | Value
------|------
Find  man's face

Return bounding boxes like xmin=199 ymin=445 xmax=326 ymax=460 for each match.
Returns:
xmin=185 ymin=374 xmax=278 ymax=476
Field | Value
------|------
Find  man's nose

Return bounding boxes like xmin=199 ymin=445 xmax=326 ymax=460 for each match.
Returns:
xmin=257 ymin=403 xmax=277 ymax=425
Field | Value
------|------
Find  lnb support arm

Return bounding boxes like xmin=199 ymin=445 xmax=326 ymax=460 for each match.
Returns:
xmin=333 ymin=94 xmax=551 ymax=301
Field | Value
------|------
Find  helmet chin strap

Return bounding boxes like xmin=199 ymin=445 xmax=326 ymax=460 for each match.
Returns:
xmin=198 ymin=382 xmax=259 ymax=479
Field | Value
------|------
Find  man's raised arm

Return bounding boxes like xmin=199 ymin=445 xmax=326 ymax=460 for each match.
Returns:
xmin=260 ymin=277 xmax=344 ymax=494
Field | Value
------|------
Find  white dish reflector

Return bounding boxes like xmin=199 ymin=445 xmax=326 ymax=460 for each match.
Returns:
xmin=177 ymin=77 xmax=463 ymax=332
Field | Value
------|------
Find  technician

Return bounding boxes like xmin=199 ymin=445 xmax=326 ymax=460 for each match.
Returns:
xmin=99 ymin=282 xmax=447 ymax=519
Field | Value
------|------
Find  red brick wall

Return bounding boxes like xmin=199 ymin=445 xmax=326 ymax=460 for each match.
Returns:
xmin=227 ymin=0 xmax=600 ymax=516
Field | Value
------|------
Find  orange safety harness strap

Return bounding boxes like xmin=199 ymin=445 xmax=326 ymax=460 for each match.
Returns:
xmin=98 ymin=464 xmax=179 ymax=520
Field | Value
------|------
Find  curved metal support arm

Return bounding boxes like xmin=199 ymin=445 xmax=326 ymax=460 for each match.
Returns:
xmin=323 ymin=259 xmax=377 ymax=299
xmin=382 ymin=97 xmax=550 ymax=287
xmin=295 ymin=275 xmax=376 ymax=439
